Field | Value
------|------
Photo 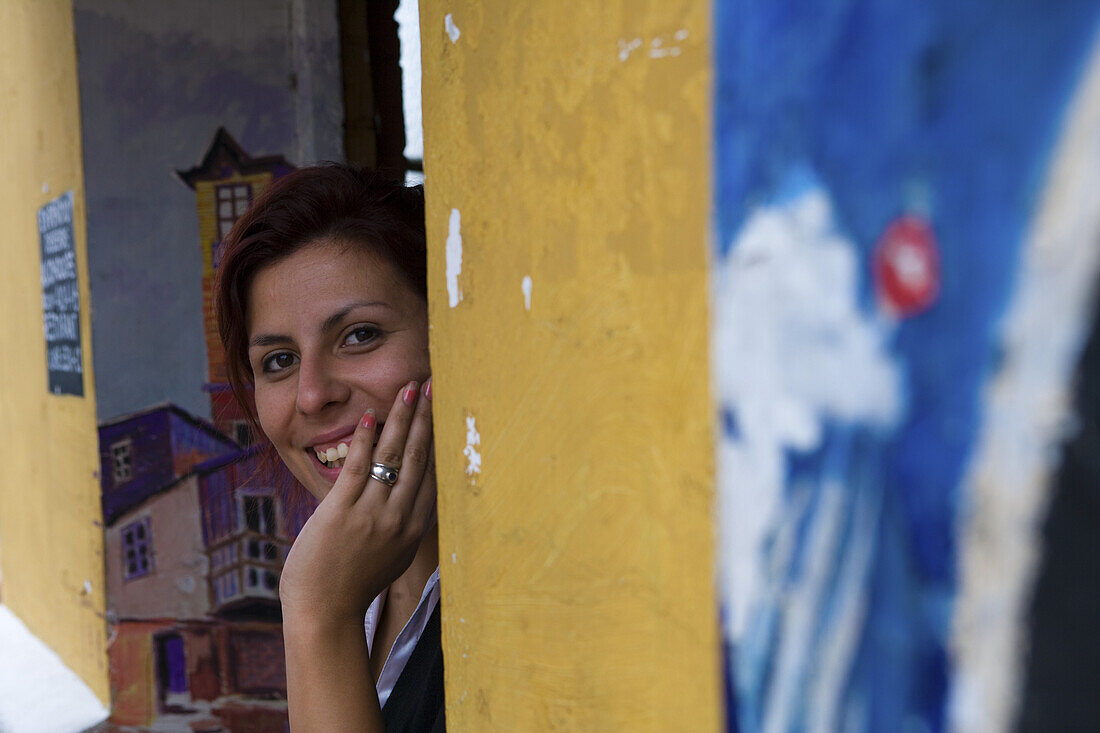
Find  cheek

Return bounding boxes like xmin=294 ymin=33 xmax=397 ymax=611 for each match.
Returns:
xmin=254 ymin=385 xmax=292 ymax=447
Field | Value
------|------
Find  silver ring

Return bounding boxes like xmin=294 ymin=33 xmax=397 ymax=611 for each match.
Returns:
xmin=369 ymin=462 xmax=400 ymax=487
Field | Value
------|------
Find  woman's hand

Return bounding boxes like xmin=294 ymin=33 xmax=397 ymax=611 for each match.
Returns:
xmin=280 ymin=377 xmax=436 ymax=732
xmin=279 ymin=376 xmax=437 ymax=626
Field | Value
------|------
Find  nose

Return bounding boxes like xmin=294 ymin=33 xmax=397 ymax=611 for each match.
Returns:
xmin=295 ymin=353 xmax=349 ymax=415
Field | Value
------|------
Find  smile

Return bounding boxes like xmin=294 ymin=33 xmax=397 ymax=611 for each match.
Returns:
xmin=309 ymin=424 xmax=383 ymax=470
xmin=314 ymin=442 xmax=349 ymax=468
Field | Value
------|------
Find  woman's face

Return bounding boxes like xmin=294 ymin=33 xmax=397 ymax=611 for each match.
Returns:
xmin=246 ymin=238 xmax=430 ymax=500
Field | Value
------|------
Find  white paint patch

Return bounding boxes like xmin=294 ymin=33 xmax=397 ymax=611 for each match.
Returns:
xmin=0 ymin=603 xmax=109 ymax=732
xmin=948 ymin=33 xmax=1100 ymax=733
xmin=621 ymin=32 xmax=689 ymax=61
xmin=617 ymin=37 xmax=642 ymax=61
xmin=444 ymin=13 xmax=461 ymax=43
xmin=711 ymin=185 xmax=901 ymax=640
xmin=463 ymin=414 xmax=482 ymax=476
xmin=451 ymin=552 xmax=457 ymax=564
xmin=41 ymin=182 xmax=49 ymax=194
xmin=521 ymin=275 xmax=532 ymax=311
xmin=81 ymin=580 xmax=92 ymax=595
xmin=446 ymin=208 xmax=463 ymax=308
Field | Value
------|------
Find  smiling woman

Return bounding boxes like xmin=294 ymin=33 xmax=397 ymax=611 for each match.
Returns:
xmin=214 ymin=166 xmax=443 ymax=732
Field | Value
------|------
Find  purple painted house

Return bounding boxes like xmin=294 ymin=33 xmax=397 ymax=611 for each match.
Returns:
xmin=98 ymin=403 xmax=240 ymax=526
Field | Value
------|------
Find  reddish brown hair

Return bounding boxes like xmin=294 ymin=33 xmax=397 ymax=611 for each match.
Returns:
xmin=213 ymin=164 xmax=427 ymax=511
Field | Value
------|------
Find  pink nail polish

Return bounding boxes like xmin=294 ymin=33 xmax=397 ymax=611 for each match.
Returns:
xmin=403 ymin=382 xmax=418 ymax=405
xmin=425 ymin=377 xmax=433 ymax=400
xmin=362 ymin=410 xmax=376 ymax=429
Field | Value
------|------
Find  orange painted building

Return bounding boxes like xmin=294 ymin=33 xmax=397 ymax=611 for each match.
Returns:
xmin=177 ymin=129 xmax=293 ymax=444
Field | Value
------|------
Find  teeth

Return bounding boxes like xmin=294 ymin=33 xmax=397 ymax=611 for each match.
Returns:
xmin=315 ymin=449 xmax=326 ymax=462
xmin=326 ymin=447 xmax=339 ymax=462
xmin=337 ymin=442 xmax=349 ymax=458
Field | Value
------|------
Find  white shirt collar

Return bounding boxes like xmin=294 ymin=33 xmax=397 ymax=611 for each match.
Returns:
xmin=364 ymin=567 xmax=441 ymax=708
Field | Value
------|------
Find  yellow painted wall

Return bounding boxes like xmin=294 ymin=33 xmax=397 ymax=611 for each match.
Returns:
xmin=0 ymin=0 xmax=109 ymax=706
xmin=421 ymin=1 xmax=719 ymax=729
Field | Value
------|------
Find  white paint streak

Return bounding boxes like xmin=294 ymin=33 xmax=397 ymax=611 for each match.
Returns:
xmin=444 ymin=13 xmax=461 ymax=43
xmin=41 ymin=182 xmax=49 ymax=194
xmin=451 ymin=552 xmax=457 ymax=564
xmin=446 ymin=208 xmax=463 ymax=308
xmin=463 ymin=414 xmax=482 ymax=476
xmin=763 ymin=483 xmax=847 ymax=733
xmin=521 ymin=275 xmax=532 ymax=311
xmin=949 ymin=34 xmax=1100 ymax=733
xmin=712 ymin=185 xmax=901 ymax=640
xmin=809 ymin=483 xmax=881 ymax=733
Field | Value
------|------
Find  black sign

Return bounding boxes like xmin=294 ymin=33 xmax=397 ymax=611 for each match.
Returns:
xmin=39 ymin=192 xmax=84 ymax=396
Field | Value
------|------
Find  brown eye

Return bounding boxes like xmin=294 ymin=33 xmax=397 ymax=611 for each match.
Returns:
xmin=262 ymin=351 xmax=297 ymax=373
xmin=343 ymin=325 xmax=380 ymax=347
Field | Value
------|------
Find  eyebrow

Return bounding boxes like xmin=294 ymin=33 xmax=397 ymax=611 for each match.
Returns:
xmin=248 ymin=300 xmax=392 ymax=349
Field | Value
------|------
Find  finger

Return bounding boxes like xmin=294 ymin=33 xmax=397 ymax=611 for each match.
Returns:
xmin=390 ymin=377 xmax=434 ymax=512
xmin=329 ymin=408 xmax=384 ymax=505
xmin=371 ymin=380 xmax=420 ymax=477
xmin=406 ymin=438 xmax=437 ymax=533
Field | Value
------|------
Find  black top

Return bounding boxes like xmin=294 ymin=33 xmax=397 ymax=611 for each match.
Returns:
xmin=380 ymin=600 xmax=445 ymax=732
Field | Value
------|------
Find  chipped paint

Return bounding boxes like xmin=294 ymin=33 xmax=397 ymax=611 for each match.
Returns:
xmin=463 ymin=413 xmax=481 ymax=476
xmin=620 ymin=32 xmax=687 ymax=61
xmin=444 ymin=13 xmax=461 ymax=43
xmin=617 ymin=37 xmax=642 ymax=61
xmin=446 ymin=208 xmax=463 ymax=308
xmin=521 ymin=275 xmax=532 ymax=311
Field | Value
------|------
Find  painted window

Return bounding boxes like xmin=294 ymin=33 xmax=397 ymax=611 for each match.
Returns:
xmin=214 ymin=183 xmax=253 ymax=251
xmin=229 ymin=419 xmax=253 ymax=447
xmin=111 ymin=438 xmax=132 ymax=484
xmin=241 ymin=494 xmax=277 ymax=535
xmin=121 ymin=517 xmax=154 ymax=581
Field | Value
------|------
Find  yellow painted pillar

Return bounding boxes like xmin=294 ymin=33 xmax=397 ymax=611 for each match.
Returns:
xmin=422 ymin=1 xmax=719 ymax=729
xmin=0 ymin=0 xmax=108 ymax=706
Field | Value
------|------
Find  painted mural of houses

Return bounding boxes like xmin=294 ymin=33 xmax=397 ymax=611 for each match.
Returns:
xmin=99 ymin=404 xmax=304 ymax=731
xmin=176 ymin=128 xmax=293 ymax=445
xmin=91 ymin=131 xmax=314 ymax=731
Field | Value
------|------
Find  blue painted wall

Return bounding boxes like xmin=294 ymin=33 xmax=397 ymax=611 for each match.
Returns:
xmin=712 ymin=2 xmax=1100 ymax=730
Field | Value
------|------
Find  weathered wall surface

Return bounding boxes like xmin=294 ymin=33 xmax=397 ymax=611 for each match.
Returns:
xmin=0 ymin=0 xmax=109 ymax=705
xmin=421 ymin=2 xmax=720 ymax=730
xmin=72 ymin=0 xmax=342 ymax=422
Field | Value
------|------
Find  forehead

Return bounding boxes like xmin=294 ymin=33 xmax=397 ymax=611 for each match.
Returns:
xmin=246 ymin=239 xmax=418 ymax=336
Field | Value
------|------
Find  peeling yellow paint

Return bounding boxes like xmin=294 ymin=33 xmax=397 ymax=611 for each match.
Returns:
xmin=422 ymin=1 xmax=719 ymax=729
xmin=0 ymin=0 xmax=108 ymax=706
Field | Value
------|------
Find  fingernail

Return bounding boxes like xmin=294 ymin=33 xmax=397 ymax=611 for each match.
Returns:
xmin=362 ymin=409 xmax=376 ymax=429
xmin=424 ymin=377 xmax=433 ymax=400
xmin=403 ymin=382 xmax=419 ymax=405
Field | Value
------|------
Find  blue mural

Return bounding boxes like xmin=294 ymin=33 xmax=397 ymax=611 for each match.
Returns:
xmin=712 ymin=3 xmax=1100 ymax=731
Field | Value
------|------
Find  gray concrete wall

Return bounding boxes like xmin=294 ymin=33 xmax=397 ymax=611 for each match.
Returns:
xmin=74 ymin=0 xmax=343 ymax=421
